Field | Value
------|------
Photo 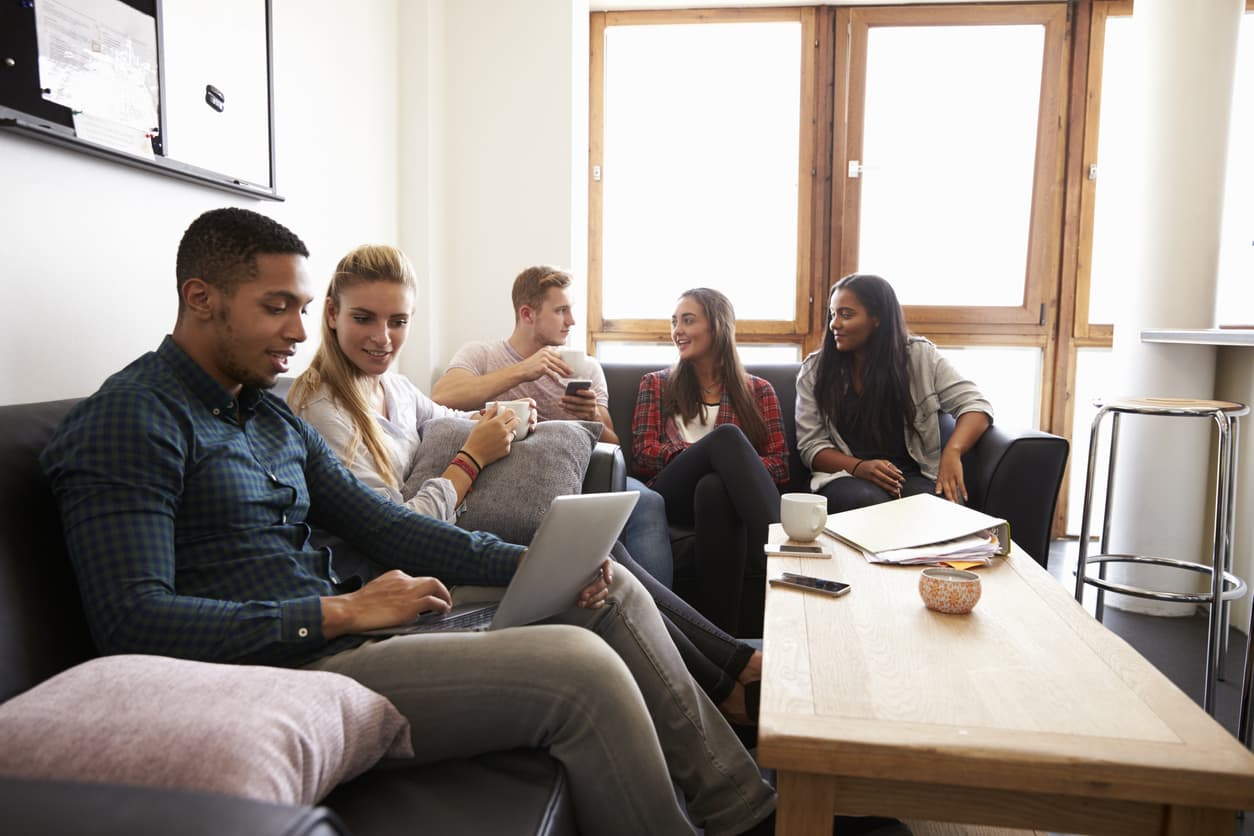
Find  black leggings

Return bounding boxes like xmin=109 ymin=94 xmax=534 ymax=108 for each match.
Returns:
xmin=650 ymin=424 xmax=781 ymax=635
xmin=612 ymin=542 xmax=753 ymax=705
xmin=818 ymin=472 xmax=935 ymax=513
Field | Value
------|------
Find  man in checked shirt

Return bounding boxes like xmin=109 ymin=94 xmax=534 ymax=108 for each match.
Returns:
xmin=40 ymin=208 xmax=776 ymax=836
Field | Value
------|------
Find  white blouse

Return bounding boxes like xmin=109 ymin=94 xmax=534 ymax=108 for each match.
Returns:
xmin=296 ymin=373 xmax=475 ymax=522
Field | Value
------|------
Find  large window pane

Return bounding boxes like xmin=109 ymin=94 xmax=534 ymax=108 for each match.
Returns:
xmin=857 ymin=25 xmax=1044 ymax=307
xmin=1087 ymin=16 xmax=1138 ymax=326
xmin=597 ymin=341 xmax=801 ymax=366
xmin=935 ymin=346 xmax=1041 ymax=431
xmin=601 ymin=22 xmax=800 ymax=321
xmin=1066 ymin=348 xmax=1114 ymax=535
xmin=1215 ymin=11 xmax=1254 ymax=325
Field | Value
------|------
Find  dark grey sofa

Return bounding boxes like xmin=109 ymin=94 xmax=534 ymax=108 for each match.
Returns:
xmin=601 ymin=362 xmax=1071 ymax=636
xmin=0 ymin=395 xmax=623 ymax=836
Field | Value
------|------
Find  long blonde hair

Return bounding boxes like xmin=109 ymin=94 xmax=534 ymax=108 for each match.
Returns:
xmin=288 ymin=245 xmax=418 ymax=488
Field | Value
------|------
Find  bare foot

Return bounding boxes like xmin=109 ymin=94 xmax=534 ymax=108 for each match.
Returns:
xmin=738 ymin=650 xmax=762 ymax=686
xmin=720 ymin=681 xmax=751 ymax=726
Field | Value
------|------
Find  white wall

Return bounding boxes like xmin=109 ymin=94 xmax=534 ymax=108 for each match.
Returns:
xmin=0 ymin=0 xmax=402 ymax=404
xmin=396 ymin=0 xmax=590 ymax=391
xmin=397 ymin=0 xmax=446 ymax=395
xmin=0 ymin=0 xmax=592 ymax=403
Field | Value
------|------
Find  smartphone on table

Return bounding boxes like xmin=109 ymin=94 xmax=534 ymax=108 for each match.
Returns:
xmin=768 ymin=573 xmax=851 ymax=597
xmin=764 ymin=543 xmax=830 ymax=558
xmin=564 ymin=379 xmax=593 ymax=395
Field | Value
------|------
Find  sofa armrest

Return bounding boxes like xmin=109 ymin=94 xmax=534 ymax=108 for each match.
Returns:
xmin=0 ymin=777 xmax=346 ymax=836
xmin=962 ymin=423 xmax=1069 ymax=569
xmin=582 ymin=442 xmax=626 ymax=494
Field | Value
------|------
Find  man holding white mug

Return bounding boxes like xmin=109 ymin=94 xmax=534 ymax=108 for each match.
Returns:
xmin=431 ymin=265 xmax=675 ymax=588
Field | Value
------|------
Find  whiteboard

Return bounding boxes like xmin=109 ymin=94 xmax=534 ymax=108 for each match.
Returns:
xmin=161 ymin=0 xmax=272 ymax=189
xmin=0 ymin=0 xmax=280 ymax=199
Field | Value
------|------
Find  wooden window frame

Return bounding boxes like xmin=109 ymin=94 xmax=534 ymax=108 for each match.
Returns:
xmin=834 ymin=4 xmax=1071 ymax=342
xmin=1070 ymin=0 xmax=1131 ymax=346
xmin=587 ymin=7 xmax=825 ymax=355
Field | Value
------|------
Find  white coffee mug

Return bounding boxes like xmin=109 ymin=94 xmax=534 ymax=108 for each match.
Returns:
xmin=487 ymin=399 xmax=532 ymax=440
xmin=557 ymin=348 xmax=589 ymax=378
xmin=780 ymin=493 xmax=828 ymax=542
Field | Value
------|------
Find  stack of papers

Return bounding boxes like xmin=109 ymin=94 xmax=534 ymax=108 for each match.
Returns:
xmin=823 ymin=493 xmax=1010 ymax=566
xmin=854 ymin=531 xmax=999 ymax=565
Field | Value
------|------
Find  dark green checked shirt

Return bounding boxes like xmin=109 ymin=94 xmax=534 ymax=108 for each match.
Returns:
xmin=41 ymin=336 xmax=524 ymax=667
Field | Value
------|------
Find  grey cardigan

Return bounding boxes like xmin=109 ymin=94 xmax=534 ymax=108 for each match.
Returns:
xmin=794 ymin=336 xmax=994 ymax=483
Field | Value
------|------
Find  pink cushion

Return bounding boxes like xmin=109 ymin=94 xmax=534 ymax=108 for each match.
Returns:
xmin=0 ymin=655 xmax=413 ymax=805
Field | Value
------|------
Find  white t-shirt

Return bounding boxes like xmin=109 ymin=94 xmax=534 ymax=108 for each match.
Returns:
xmin=678 ymin=403 xmax=720 ymax=444
xmin=296 ymin=373 xmax=474 ymax=522
xmin=445 ymin=339 xmax=610 ymax=422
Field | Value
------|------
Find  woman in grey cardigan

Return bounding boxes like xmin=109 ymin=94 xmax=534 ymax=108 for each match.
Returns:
xmin=795 ymin=274 xmax=994 ymax=513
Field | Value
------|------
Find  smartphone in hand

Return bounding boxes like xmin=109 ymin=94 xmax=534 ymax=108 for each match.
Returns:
xmin=768 ymin=573 xmax=850 ymax=597
xmin=564 ymin=379 xmax=593 ymax=395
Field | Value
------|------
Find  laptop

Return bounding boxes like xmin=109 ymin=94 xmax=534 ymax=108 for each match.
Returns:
xmin=363 ymin=490 xmax=640 ymax=636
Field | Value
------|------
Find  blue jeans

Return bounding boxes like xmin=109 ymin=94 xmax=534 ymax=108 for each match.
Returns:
xmin=612 ymin=542 xmax=754 ymax=705
xmin=620 ymin=477 xmax=675 ymax=588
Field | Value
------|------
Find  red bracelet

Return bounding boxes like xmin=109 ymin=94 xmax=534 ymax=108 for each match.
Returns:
xmin=851 ymin=459 xmax=864 ymax=477
xmin=456 ymin=448 xmax=482 ymax=471
xmin=449 ymin=455 xmax=479 ymax=485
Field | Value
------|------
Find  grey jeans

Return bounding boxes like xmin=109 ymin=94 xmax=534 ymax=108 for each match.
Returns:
xmin=303 ymin=567 xmax=776 ymax=836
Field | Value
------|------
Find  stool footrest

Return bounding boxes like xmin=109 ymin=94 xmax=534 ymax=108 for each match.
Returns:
xmin=1078 ymin=554 xmax=1248 ymax=604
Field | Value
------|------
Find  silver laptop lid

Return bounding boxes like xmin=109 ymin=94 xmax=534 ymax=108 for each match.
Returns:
xmin=489 ymin=490 xmax=640 ymax=630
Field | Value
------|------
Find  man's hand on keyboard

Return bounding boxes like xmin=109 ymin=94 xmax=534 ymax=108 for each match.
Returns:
xmin=321 ymin=570 xmax=452 ymax=638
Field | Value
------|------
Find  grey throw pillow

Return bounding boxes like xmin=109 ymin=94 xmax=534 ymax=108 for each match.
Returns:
xmin=0 ymin=655 xmax=413 ymax=806
xmin=405 ymin=417 xmax=602 ymax=544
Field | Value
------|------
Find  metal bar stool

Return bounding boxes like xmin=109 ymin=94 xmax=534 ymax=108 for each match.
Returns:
xmin=1073 ymin=396 xmax=1248 ymax=716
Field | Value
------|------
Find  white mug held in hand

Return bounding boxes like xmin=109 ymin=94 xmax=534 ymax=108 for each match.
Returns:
xmin=486 ymin=400 xmax=533 ymax=440
xmin=780 ymin=493 xmax=828 ymax=542
xmin=557 ymin=348 xmax=589 ymax=379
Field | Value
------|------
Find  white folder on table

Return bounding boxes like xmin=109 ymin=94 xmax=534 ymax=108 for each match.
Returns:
xmin=822 ymin=493 xmax=1011 ymax=563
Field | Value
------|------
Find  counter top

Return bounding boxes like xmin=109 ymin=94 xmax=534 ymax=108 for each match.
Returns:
xmin=1142 ymin=329 xmax=1254 ymax=347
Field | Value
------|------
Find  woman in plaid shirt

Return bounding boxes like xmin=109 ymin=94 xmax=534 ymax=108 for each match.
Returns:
xmin=632 ymin=288 xmax=788 ymax=640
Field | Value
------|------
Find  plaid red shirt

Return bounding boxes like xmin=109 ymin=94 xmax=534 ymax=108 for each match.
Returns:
xmin=631 ymin=369 xmax=789 ymax=487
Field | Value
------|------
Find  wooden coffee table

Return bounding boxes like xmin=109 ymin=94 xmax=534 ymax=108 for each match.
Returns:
xmin=758 ymin=526 xmax=1254 ymax=835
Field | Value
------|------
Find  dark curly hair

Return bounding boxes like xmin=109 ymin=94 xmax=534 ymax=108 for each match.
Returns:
xmin=175 ymin=208 xmax=308 ymax=311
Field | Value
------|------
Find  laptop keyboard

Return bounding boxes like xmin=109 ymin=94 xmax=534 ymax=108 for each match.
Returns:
xmin=414 ymin=604 xmax=498 ymax=632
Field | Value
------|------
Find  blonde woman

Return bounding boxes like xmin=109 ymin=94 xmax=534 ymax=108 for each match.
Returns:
xmin=288 ymin=247 xmax=519 ymax=521
xmin=290 ymin=246 xmax=765 ymax=729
